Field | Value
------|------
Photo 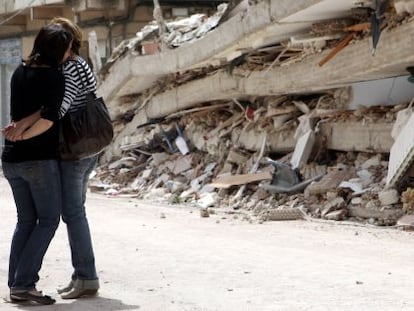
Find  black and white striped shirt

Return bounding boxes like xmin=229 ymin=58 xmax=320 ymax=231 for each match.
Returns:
xmin=59 ymin=56 xmax=97 ymax=118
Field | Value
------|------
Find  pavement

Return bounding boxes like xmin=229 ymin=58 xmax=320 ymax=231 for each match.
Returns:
xmin=1 ymin=173 xmax=414 ymax=311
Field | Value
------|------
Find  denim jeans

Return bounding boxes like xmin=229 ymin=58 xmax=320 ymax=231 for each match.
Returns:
xmin=59 ymin=155 xmax=98 ymax=280
xmin=2 ymin=160 xmax=61 ymax=291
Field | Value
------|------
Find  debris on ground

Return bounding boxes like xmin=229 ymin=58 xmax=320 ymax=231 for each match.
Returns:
xmin=89 ymin=2 xmax=414 ymax=228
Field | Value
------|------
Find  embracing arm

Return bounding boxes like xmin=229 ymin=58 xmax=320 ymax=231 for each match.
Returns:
xmin=2 ymin=64 xmax=77 ymax=141
xmin=2 ymin=58 xmax=93 ymax=142
xmin=20 ymin=118 xmax=53 ymax=140
xmin=2 ymin=110 xmax=41 ymax=141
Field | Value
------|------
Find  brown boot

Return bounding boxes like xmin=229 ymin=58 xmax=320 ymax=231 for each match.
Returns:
xmin=60 ymin=279 xmax=99 ymax=299
xmin=57 ymin=280 xmax=74 ymax=294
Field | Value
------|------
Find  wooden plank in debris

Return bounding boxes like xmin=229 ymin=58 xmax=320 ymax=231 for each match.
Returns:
xmin=318 ymin=33 xmax=355 ymax=67
xmin=210 ymin=171 xmax=272 ymax=189
xmin=386 ymin=113 xmax=414 ymax=188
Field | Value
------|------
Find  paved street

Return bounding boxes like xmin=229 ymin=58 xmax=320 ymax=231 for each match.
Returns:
xmin=1 ymin=174 xmax=414 ymax=311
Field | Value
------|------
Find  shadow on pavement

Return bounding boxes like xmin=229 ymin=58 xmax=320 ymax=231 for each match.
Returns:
xmin=5 ymin=296 xmax=140 ymax=310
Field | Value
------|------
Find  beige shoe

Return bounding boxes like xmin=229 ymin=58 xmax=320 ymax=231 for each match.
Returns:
xmin=57 ymin=280 xmax=74 ymax=294
xmin=60 ymin=279 xmax=99 ymax=299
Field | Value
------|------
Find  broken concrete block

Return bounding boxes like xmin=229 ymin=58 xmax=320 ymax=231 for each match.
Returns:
xmin=321 ymin=197 xmax=346 ymax=218
xmin=143 ymin=188 xmax=168 ymax=200
xmin=180 ymin=188 xmax=195 ymax=199
xmin=226 ymin=149 xmax=249 ymax=164
xmin=190 ymin=174 xmax=206 ymax=192
xmin=166 ymin=180 xmax=185 ymax=194
xmin=294 ymin=114 xmax=314 ymax=140
xmin=141 ymin=169 xmax=153 ymax=180
xmin=217 ymin=163 xmax=232 ymax=176
xmin=235 ymin=127 xmax=296 ymax=154
xmin=290 ymin=130 xmax=315 ymax=170
xmin=251 ymin=188 xmax=270 ymax=201
xmin=356 ymin=170 xmax=373 ymax=188
xmin=361 ymin=155 xmax=381 ymax=170
xmin=396 ymin=215 xmax=414 ymax=229
xmin=391 ymin=105 xmax=413 ymax=139
xmin=323 ymin=209 xmax=347 ymax=221
xmin=378 ymin=189 xmax=399 ymax=206
xmin=348 ymin=205 xmax=404 ymax=221
xmin=171 ymin=156 xmax=193 ymax=175
xmin=152 ymin=152 xmax=170 ymax=166
xmin=339 ymin=180 xmax=363 ymax=193
xmin=199 ymin=184 xmax=215 ymax=194
xmin=197 ymin=192 xmax=218 ymax=208
xmin=160 ymin=173 xmax=171 ymax=183
xmin=319 ymin=121 xmax=393 ymax=153
xmin=181 ymin=168 xmax=195 ymax=181
xmin=386 ymin=113 xmax=414 ymax=188
xmin=305 ymin=167 xmax=354 ymax=197
xmin=200 ymin=208 xmax=210 ymax=218
xmin=175 ymin=136 xmax=190 ymax=155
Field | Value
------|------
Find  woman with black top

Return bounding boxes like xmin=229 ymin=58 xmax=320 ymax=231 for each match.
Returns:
xmin=3 ymin=17 xmax=101 ymax=299
xmin=1 ymin=24 xmax=73 ymax=305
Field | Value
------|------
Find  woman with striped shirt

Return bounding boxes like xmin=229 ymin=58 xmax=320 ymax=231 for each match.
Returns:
xmin=4 ymin=17 xmax=101 ymax=299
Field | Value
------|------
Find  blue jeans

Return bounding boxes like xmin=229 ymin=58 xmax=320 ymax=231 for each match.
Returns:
xmin=2 ymin=160 xmax=61 ymax=291
xmin=60 ymin=155 xmax=98 ymax=281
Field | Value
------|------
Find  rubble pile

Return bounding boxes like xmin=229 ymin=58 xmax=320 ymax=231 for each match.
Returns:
xmin=90 ymin=91 xmax=413 ymax=227
xmin=91 ymin=2 xmax=414 ymax=228
xmin=100 ymin=3 xmax=228 ymax=80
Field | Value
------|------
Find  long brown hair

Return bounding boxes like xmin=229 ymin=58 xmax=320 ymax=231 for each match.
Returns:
xmin=50 ymin=17 xmax=82 ymax=55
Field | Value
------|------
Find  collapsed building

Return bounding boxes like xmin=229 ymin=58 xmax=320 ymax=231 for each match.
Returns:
xmin=91 ymin=0 xmax=414 ymax=227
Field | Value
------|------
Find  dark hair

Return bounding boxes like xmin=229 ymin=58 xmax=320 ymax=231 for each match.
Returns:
xmin=27 ymin=24 xmax=73 ymax=67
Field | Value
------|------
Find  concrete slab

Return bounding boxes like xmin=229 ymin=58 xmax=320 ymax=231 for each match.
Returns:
xmin=386 ymin=113 xmax=414 ymax=188
xmin=290 ymin=130 xmax=315 ymax=169
xmin=99 ymin=0 xmax=360 ymax=101
xmin=319 ymin=121 xmax=394 ymax=153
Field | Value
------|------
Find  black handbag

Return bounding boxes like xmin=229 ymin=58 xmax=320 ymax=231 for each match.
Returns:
xmin=59 ymin=63 xmax=114 ymax=161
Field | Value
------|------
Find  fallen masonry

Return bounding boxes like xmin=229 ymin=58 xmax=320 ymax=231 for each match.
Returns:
xmin=90 ymin=92 xmax=414 ymax=227
xmin=90 ymin=0 xmax=414 ymax=228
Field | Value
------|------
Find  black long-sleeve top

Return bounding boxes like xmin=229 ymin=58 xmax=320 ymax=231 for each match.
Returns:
xmin=1 ymin=64 xmax=65 ymax=163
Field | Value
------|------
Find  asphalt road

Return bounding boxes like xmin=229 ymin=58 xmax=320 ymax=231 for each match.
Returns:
xmin=1 ymin=173 xmax=414 ymax=311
